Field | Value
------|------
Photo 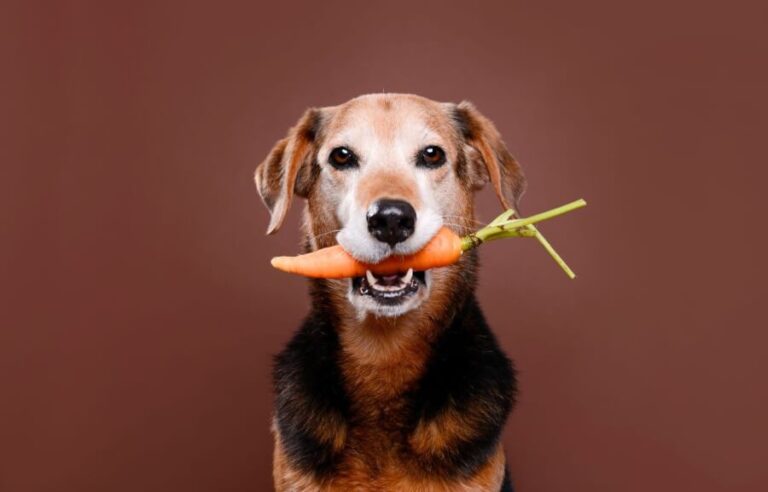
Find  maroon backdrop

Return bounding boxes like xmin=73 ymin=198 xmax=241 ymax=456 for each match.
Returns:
xmin=3 ymin=1 xmax=767 ymax=491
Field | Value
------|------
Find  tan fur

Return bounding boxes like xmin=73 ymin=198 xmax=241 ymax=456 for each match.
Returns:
xmin=409 ymin=406 xmax=478 ymax=456
xmin=322 ymin=94 xmax=454 ymax=146
xmin=355 ymin=169 xmax=422 ymax=211
xmin=454 ymin=101 xmax=526 ymax=211
xmin=255 ymin=109 xmax=320 ymax=234
xmin=338 ymin=314 xmax=433 ymax=405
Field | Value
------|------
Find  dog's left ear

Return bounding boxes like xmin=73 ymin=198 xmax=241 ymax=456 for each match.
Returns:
xmin=451 ymin=101 xmax=527 ymax=211
xmin=254 ymin=108 xmax=323 ymax=234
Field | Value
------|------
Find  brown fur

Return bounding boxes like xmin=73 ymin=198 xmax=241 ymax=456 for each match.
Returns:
xmin=355 ymin=169 xmax=422 ymax=211
xmin=453 ymin=101 xmax=526 ymax=211
xmin=255 ymin=108 xmax=322 ymax=234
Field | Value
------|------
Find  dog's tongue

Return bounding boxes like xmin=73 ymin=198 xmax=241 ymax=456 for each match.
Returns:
xmin=377 ymin=274 xmax=401 ymax=286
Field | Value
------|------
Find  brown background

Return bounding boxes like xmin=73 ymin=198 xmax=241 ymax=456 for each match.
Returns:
xmin=2 ymin=1 xmax=767 ymax=491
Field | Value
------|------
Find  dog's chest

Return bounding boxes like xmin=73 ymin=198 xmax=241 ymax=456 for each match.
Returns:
xmin=299 ymin=435 xmax=507 ymax=492
xmin=332 ymin=356 xmax=426 ymax=476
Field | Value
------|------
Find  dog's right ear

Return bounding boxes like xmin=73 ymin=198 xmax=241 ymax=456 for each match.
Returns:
xmin=254 ymin=108 xmax=323 ymax=234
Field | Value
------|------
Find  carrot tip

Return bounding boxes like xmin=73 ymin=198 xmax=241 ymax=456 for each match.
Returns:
xmin=270 ymin=257 xmax=287 ymax=270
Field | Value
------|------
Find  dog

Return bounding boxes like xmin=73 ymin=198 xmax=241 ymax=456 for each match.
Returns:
xmin=255 ymin=94 xmax=525 ymax=491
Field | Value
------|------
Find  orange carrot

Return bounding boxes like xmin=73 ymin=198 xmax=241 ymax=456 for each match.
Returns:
xmin=269 ymin=199 xmax=587 ymax=279
xmin=270 ymin=227 xmax=463 ymax=279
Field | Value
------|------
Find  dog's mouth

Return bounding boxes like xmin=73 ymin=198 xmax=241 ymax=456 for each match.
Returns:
xmin=350 ymin=268 xmax=427 ymax=305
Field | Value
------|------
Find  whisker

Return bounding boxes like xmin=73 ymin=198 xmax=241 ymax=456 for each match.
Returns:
xmin=307 ymin=228 xmax=342 ymax=242
xmin=440 ymin=215 xmax=485 ymax=226
xmin=440 ymin=222 xmax=475 ymax=234
xmin=440 ymin=219 xmax=482 ymax=230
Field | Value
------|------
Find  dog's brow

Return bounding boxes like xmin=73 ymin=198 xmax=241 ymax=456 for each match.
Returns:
xmin=417 ymin=122 xmax=445 ymax=146
xmin=419 ymin=125 xmax=432 ymax=142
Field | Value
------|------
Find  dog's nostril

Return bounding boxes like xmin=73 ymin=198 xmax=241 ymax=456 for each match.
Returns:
xmin=367 ymin=215 xmax=384 ymax=229
xmin=366 ymin=199 xmax=417 ymax=247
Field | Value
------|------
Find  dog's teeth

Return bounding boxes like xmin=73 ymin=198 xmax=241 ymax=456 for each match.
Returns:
xmin=365 ymin=270 xmax=378 ymax=286
xmin=402 ymin=268 xmax=413 ymax=284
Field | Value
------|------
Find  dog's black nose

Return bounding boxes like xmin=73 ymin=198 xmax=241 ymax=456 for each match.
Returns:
xmin=367 ymin=199 xmax=416 ymax=247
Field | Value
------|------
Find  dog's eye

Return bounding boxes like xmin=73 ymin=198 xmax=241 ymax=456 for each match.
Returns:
xmin=417 ymin=146 xmax=446 ymax=168
xmin=329 ymin=147 xmax=358 ymax=169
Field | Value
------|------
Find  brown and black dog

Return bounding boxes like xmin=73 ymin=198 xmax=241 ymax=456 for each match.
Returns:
xmin=255 ymin=94 xmax=525 ymax=491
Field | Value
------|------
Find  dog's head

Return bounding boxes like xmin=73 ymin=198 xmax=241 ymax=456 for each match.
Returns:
xmin=256 ymin=94 xmax=525 ymax=317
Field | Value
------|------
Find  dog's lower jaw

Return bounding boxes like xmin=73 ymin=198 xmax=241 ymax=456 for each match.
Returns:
xmin=346 ymin=270 xmax=432 ymax=318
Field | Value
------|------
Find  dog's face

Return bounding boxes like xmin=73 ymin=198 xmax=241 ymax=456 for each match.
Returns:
xmin=256 ymin=94 xmax=525 ymax=317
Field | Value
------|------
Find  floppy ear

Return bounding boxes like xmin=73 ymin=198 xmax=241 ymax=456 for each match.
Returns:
xmin=451 ymin=101 xmax=527 ymax=211
xmin=254 ymin=108 xmax=322 ymax=234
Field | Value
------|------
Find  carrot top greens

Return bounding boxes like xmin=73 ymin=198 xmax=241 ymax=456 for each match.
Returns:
xmin=460 ymin=199 xmax=587 ymax=279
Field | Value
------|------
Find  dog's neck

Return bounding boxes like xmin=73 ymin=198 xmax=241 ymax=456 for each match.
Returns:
xmin=307 ymin=253 xmax=478 ymax=406
xmin=337 ymin=304 xmax=439 ymax=403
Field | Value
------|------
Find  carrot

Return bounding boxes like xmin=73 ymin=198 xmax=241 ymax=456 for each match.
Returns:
xmin=271 ymin=227 xmax=463 ymax=279
xmin=270 ymin=199 xmax=587 ymax=279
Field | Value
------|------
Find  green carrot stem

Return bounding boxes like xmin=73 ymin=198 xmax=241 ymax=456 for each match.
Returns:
xmin=529 ymin=225 xmax=576 ymax=279
xmin=495 ymin=199 xmax=587 ymax=233
xmin=459 ymin=198 xmax=586 ymax=279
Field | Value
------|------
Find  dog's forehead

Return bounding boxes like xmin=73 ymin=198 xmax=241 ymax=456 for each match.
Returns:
xmin=324 ymin=94 xmax=456 ymax=148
